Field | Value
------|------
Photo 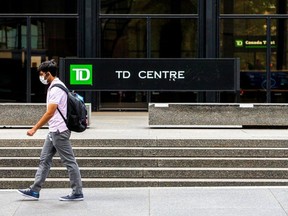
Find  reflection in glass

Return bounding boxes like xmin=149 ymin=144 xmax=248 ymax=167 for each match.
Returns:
xmin=0 ymin=18 xmax=77 ymax=103
xmin=101 ymin=0 xmax=197 ymax=14
xmin=0 ymin=0 xmax=77 ymax=13
xmin=221 ymin=0 xmax=277 ymax=14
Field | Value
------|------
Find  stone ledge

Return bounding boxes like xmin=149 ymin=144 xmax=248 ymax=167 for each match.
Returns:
xmin=149 ymin=103 xmax=288 ymax=127
xmin=0 ymin=103 xmax=91 ymax=127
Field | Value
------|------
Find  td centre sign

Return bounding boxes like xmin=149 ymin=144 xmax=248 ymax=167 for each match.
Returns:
xmin=60 ymin=58 xmax=240 ymax=92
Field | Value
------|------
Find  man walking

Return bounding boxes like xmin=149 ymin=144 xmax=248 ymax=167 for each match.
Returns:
xmin=18 ymin=59 xmax=84 ymax=201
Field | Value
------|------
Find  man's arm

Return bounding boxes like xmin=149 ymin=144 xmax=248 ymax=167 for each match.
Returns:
xmin=27 ymin=103 xmax=58 ymax=136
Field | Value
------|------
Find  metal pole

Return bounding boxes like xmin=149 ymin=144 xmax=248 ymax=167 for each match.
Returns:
xmin=26 ymin=16 xmax=31 ymax=103
xmin=266 ymin=18 xmax=271 ymax=103
xmin=146 ymin=17 xmax=152 ymax=105
xmin=205 ymin=0 xmax=219 ymax=102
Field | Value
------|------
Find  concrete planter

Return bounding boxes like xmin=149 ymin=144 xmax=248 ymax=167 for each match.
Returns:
xmin=0 ymin=103 xmax=91 ymax=127
xmin=149 ymin=103 xmax=288 ymax=127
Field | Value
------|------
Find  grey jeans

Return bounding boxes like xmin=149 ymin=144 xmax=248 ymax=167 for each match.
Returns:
xmin=30 ymin=130 xmax=83 ymax=194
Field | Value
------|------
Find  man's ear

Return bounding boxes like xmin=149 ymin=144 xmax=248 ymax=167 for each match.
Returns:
xmin=45 ymin=72 xmax=50 ymax=78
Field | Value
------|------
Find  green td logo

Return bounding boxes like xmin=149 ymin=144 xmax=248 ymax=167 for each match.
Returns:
xmin=70 ymin=64 xmax=93 ymax=85
xmin=235 ymin=39 xmax=244 ymax=47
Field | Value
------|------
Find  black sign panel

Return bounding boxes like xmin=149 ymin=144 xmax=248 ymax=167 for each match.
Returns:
xmin=60 ymin=58 xmax=240 ymax=91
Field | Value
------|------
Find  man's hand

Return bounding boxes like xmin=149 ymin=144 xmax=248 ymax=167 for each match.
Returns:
xmin=27 ymin=128 xmax=37 ymax=136
xmin=26 ymin=103 xmax=57 ymax=136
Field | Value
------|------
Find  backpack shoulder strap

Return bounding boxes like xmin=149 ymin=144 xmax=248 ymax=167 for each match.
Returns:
xmin=50 ymin=83 xmax=69 ymax=94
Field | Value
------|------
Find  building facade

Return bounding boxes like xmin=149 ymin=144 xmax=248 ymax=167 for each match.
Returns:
xmin=0 ymin=0 xmax=287 ymax=111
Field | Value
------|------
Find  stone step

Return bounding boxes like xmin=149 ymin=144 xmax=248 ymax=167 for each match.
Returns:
xmin=1 ymin=147 xmax=288 ymax=157
xmin=2 ymin=111 xmax=288 ymax=189
xmin=2 ymin=137 xmax=288 ymax=188
xmin=1 ymin=139 xmax=288 ymax=148
xmin=3 ymin=178 xmax=288 ymax=189
xmin=1 ymin=157 xmax=288 ymax=168
xmin=2 ymin=167 xmax=288 ymax=179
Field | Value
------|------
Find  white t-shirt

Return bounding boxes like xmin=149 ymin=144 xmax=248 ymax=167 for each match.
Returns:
xmin=47 ymin=78 xmax=68 ymax=132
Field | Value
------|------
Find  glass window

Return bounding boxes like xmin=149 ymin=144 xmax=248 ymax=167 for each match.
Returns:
xmin=220 ymin=18 xmax=272 ymax=68
xmin=101 ymin=18 xmax=147 ymax=58
xmin=0 ymin=0 xmax=77 ymax=14
xmin=151 ymin=19 xmax=198 ymax=58
xmin=101 ymin=0 xmax=197 ymax=14
xmin=278 ymin=18 xmax=288 ymax=70
xmin=0 ymin=18 xmax=26 ymax=102
xmin=219 ymin=16 xmax=288 ymax=103
xmin=31 ymin=18 xmax=77 ymax=57
xmin=0 ymin=17 xmax=77 ymax=103
xmin=220 ymin=1 xmax=288 ymax=103
xmin=0 ymin=18 xmax=77 ymax=52
xmin=101 ymin=18 xmax=198 ymax=58
xmin=221 ymin=0 xmax=277 ymax=14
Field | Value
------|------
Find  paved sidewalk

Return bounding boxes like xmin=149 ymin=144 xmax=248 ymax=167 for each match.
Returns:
xmin=2 ymin=187 xmax=288 ymax=216
xmin=1 ymin=112 xmax=288 ymax=140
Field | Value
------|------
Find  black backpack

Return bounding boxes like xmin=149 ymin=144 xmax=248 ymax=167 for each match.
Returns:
xmin=51 ymin=84 xmax=88 ymax=132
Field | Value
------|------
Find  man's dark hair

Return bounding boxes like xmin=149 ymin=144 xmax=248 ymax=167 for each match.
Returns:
xmin=38 ymin=59 xmax=58 ymax=76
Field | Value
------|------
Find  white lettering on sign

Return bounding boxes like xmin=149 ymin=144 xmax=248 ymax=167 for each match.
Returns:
xmin=73 ymin=68 xmax=91 ymax=81
xmin=245 ymin=40 xmax=276 ymax=45
xmin=115 ymin=71 xmax=131 ymax=79
xmin=115 ymin=70 xmax=185 ymax=81
xmin=138 ymin=70 xmax=185 ymax=81
xmin=246 ymin=40 xmax=262 ymax=45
